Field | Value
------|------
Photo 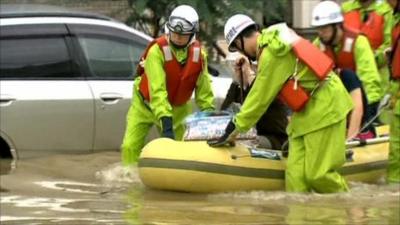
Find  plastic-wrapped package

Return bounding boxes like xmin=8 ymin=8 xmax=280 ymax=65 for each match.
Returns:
xmin=184 ymin=111 xmax=257 ymax=141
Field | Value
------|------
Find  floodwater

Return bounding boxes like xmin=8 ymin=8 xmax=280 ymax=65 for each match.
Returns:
xmin=1 ymin=151 xmax=399 ymax=225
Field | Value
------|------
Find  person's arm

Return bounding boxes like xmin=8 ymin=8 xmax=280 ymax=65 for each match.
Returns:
xmin=354 ymin=35 xmax=383 ymax=104
xmin=220 ymin=83 xmax=240 ymax=110
xmin=234 ymin=49 xmax=293 ymax=132
xmin=194 ymin=50 xmax=215 ymax=111
xmin=144 ymin=44 xmax=173 ymax=120
xmin=347 ymin=88 xmax=364 ymax=139
xmin=375 ymin=7 xmax=394 ymax=67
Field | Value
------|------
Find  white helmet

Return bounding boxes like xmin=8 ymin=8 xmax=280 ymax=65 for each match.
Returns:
xmin=311 ymin=1 xmax=344 ymax=27
xmin=224 ymin=14 xmax=256 ymax=52
xmin=166 ymin=5 xmax=199 ymax=34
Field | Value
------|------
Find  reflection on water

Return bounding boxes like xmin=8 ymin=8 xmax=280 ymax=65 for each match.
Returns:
xmin=0 ymin=151 xmax=399 ymax=225
xmin=0 ymin=158 xmax=15 ymax=176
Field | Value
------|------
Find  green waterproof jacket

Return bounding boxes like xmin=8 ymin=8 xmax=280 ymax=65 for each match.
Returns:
xmin=233 ymin=24 xmax=353 ymax=138
xmin=390 ymin=80 xmax=400 ymax=116
xmin=390 ymin=13 xmax=400 ymax=116
xmin=342 ymin=0 xmax=394 ymax=67
xmin=314 ymin=35 xmax=383 ymax=104
xmin=140 ymin=39 xmax=215 ymax=121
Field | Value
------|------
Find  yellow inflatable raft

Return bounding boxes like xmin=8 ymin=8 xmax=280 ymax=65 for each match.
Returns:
xmin=138 ymin=128 xmax=389 ymax=193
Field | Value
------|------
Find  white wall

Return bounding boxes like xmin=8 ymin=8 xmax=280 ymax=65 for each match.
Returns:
xmin=292 ymin=0 xmax=321 ymax=29
xmin=292 ymin=0 xmax=347 ymax=29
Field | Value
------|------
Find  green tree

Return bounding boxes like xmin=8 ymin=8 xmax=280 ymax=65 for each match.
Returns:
xmin=125 ymin=0 xmax=289 ymax=59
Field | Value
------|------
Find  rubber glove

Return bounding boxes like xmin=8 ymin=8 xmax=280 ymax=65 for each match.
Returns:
xmin=161 ymin=117 xmax=175 ymax=139
xmin=207 ymin=120 xmax=238 ymax=147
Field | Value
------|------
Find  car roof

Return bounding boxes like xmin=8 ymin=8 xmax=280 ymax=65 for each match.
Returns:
xmin=0 ymin=4 xmax=153 ymax=42
xmin=0 ymin=4 xmax=112 ymax=21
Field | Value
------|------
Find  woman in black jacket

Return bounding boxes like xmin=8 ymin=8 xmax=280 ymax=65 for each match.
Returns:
xmin=220 ymin=57 xmax=289 ymax=150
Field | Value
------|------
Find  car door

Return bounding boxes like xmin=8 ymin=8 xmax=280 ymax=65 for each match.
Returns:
xmin=68 ymin=23 xmax=150 ymax=150
xmin=0 ymin=23 xmax=94 ymax=154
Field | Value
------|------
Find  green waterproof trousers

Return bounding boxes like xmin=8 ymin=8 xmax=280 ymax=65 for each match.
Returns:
xmin=387 ymin=111 xmax=400 ymax=183
xmin=121 ymin=88 xmax=188 ymax=166
xmin=285 ymin=119 xmax=349 ymax=193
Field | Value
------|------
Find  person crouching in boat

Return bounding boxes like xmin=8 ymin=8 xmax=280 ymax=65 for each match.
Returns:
xmin=386 ymin=0 xmax=400 ymax=184
xmin=311 ymin=1 xmax=382 ymax=140
xmin=220 ymin=56 xmax=288 ymax=150
xmin=121 ymin=5 xmax=215 ymax=166
xmin=208 ymin=15 xmax=353 ymax=193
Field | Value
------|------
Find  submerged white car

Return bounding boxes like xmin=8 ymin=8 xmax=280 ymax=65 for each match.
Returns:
xmin=0 ymin=5 xmax=231 ymax=159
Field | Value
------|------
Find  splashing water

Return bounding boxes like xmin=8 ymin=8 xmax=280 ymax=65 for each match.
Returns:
xmin=95 ymin=162 xmax=143 ymax=188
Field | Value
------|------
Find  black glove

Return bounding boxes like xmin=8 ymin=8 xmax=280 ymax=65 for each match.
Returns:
xmin=207 ymin=120 xmax=237 ymax=147
xmin=161 ymin=117 xmax=175 ymax=139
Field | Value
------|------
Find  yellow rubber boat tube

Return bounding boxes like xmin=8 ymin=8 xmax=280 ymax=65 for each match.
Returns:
xmin=138 ymin=136 xmax=388 ymax=193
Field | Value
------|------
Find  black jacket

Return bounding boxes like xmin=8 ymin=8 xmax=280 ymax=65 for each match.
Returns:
xmin=220 ymin=82 xmax=288 ymax=149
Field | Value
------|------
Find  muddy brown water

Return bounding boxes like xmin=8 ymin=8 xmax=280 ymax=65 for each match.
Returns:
xmin=1 ymin=151 xmax=399 ymax=225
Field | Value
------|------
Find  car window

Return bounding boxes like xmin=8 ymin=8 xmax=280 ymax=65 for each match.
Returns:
xmin=77 ymin=36 xmax=145 ymax=79
xmin=0 ymin=37 xmax=79 ymax=79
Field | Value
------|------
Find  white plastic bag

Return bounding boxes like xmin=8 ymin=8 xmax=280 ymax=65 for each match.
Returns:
xmin=184 ymin=111 xmax=257 ymax=141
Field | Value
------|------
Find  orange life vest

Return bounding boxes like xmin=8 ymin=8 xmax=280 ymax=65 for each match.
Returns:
xmin=138 ymin=36 xmax=203 ymax=106
xmin=321 ymin=27 xmax=360 ymax=71
xmin=278 ymin=38 xmax=334 ymax=112
xmin=344 ymin=10 xmax=384 ymax=50
xmin=391 ymin=23 xmax=400 ymax=79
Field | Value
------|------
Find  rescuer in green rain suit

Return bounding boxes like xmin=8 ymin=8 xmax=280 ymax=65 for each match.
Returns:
xmin=208 ymin=15 xmax=353 ymax=193
xmin=311 ymin=1 xmax=382 ymax=139
xmin=342 ymin=0 xmax=394 ymax=121
xmin=121 ymin=5 xmax=214 ymax=166
xmin=342 ymin=0 xmax=393 ymax=68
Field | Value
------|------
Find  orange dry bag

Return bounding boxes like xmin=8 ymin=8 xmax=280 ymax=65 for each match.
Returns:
xmin=279 ymin=79 xmax=310 ymax=112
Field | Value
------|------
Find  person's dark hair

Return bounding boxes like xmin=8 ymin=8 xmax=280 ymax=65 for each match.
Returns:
xmin=240 ymin=24 xmax=260 ymax=38
xmin=231 ymin=24 xmax=260 ymax=61
xmin=230 ymin=24 xmax=259 ymax=51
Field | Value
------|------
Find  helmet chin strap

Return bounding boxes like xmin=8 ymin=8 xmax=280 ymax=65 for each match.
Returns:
xmin=168 ymin=33 xmax=194 ymax=49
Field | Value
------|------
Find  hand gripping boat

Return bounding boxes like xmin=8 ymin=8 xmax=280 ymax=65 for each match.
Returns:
xmin=138 ymin=127 xmax=389 ymax=193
